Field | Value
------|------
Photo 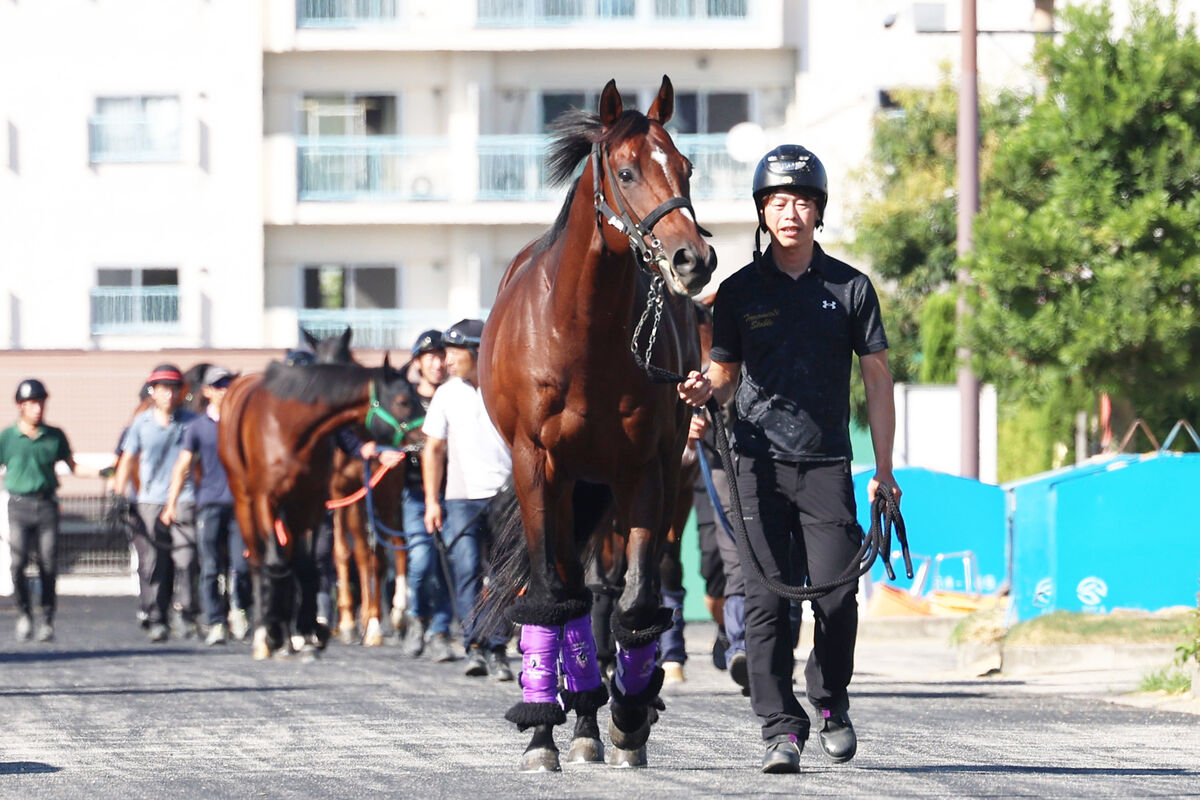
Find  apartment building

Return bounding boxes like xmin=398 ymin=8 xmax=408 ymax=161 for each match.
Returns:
xmin=2 ymin=0 xmax=1057 ymax=352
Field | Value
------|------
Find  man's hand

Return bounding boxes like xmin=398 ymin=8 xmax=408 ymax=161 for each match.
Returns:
xmin=377 ymin=449 xmax=404 ymax=469
xmin=688 ymin=409 xmax=709 ymax=442
xmin=159 ymin=503 xmax=177 ymax=526
xmin=359 ymin=441 xmax=379 ymax=460
xmin=867 ymin=471 xmax=902 ymax=507
xmin=424 ymin=499 xmax=443 ymax=534
xmin=678 ymin=370 xmax=713 ymax=407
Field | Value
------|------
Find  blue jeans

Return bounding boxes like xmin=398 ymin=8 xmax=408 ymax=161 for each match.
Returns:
xmin=442 ymin=497 xmax=506 ymax=650
xmin=403 ymin=489 xmax=452 ymax=636
xmin=195 ymin=504 xmax=251 ymax=626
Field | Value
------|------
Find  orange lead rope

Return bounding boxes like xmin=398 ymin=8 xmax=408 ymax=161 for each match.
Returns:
xmin=273 ymin=518 xmax=289 ymax=547
xmin=324 ymin=460 xmax=399 ymax=510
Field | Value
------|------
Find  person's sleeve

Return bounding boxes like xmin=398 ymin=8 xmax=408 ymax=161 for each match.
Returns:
xmin=57 ymin=429 xmax=73 ymax=464
xmin=334 ymin=426 xmax=365 ymax=456
xmin=708 ymin=282 xmax=741 ymax=364
xmin=181 ymin=420 xmax=201 ymax=454
xmin=0 ymin=430 xmax=8 ymax=466
xmin=422 ymin=387 xmax=450 ymax=441
xmin=852 ymin=277 xmax=889 ymax=356
xmin=120 ymin=420 xmax=141 ymax=456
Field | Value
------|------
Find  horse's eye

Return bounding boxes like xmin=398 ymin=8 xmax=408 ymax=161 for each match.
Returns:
xmin=618 ymin=168 xmax=634 ymax=182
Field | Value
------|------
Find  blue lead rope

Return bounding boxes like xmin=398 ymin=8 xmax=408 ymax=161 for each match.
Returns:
xmin=695 ymin=443 xmax=738 ymax=545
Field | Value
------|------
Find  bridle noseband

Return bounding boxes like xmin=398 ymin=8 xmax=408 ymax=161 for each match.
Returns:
xmin=366 ymin=381 xmax=423 ymax=449
xmin=590 ymin=142 xmax=710 ymax=294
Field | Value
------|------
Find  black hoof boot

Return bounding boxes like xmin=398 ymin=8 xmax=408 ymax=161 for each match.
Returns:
xmin=520 ymin=747 xmax=561 ymax=773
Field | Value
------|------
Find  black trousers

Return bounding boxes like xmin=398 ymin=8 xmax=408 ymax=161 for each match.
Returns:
xmin=7 ymin=494 xmax=59 ymax=622
xmin=735 ymin=454 xmax=862 ymax=741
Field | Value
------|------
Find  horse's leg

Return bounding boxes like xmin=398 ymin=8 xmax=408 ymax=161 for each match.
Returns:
xmin=293 ymin=525 xmax=322 ymax=659
xmin=562 ymin=612 xmax=608 ymax=764
xmin=252 ymin=494 xmax=290 ymax=659
xmin=354 ymin=504 xmax=383 ymax=647
xmin=331 ymin=508 xmax=358 ymax=644
xmin=608 ymin=462 xmax=675 ymax=766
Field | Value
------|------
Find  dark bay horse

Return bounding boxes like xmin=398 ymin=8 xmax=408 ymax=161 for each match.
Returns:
xmin=478 ymin=76 xmax=716 ymax=771
xmin=303 ymin=327 xmax=416 ymax=646
xmin=218 ymin=358 xmax=412 ymax=659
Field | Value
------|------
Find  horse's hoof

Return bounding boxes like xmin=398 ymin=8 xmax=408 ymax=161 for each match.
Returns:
xmin=390 ymin=607 xmax=407 ymax=634
xmin=362 ymin=618 xmax=384 ymax=647
xmin=251 ymin=627 xmax=271 ymax=661
xmin=565 ymin=737 xmax=604 ymax=764
xmin=607 ymin=745 xmax=647 ymax=768
xmin=519 ymin=747 xmax=561 ymax=773
xmin=338 ymin=623 xmax=358 ymax=645
xmin=609 ymin=717 xmax=651 ymax=751
xmin=313 ymin=623 xmax=331 ymax=650
xmin=300 ymin=643 xmax=321 ymax=663
xmin=290 ymin=633 xmax=307 ymax=652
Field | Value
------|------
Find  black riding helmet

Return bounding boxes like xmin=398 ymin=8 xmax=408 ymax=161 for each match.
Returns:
xmin=15 ymin=378 xmax=48 ymax=402
xmin=752 ymin=144 xmax=828 ymax=230
xmin=442 ymin=319 xmax=484 ymax=351
xmin=284 ymin=348 xmax=316 ymax=367
xmin=411 ymin=329 xmax=445 ymax=358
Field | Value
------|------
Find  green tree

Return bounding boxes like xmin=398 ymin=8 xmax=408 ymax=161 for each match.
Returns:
xmin=969 ymin=1 xmax=1200 ymax=435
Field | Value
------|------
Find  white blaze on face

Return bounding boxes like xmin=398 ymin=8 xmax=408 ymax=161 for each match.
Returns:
xmin=649 ymin=145 xmax=696 ymax=223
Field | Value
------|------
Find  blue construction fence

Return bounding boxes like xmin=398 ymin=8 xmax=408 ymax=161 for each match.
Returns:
xmin=680 ymin=454 xmax=1200 ymax=622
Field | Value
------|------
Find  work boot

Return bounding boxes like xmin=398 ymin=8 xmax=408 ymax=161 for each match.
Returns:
xmin=464 ymin=645 xmax=488 ymax=677
xmin=712 ymin=627 xmax=730 ymax=671
xmin=401 ymin=618 xmax=426 ymax=658
xmin=729 ymin=651 xmax=750 ymax=697
xmin=662 ymin=661 xmax=685 ymax=684
xmin=427 ymin=633 xmax=454 ymax=663
xmin=818 ymin=710 xmax=857 ymax=763
xmin=206 ymin=623 xmax=228 ymax=646
xmin=36 ymin=620 xmax=55 ymax=643
xmin=148 ymin=623 xmax=169 ymax=643
xmin=15 ymin=614 xmax=33 ymax=642
xmin=486 ymin=645 xmax=514 ymax=682
xmin=761 ymin=733 xmax=803 ymax=774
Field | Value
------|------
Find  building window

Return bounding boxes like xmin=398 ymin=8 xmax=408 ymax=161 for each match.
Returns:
xmin=89 ymin=96 xmax=181 ymax=163
xmin=669 ymin=91 xmax=751 ymax=135
xmin=90 ymin=268 xmax=180 ymax=333
xmin=303 ymin=265 xmax=399 ymax=310
xmin=539 ymin=89 xmax=637 ymax=131
xmin=302 ymin=95 xmax=398 ymax=137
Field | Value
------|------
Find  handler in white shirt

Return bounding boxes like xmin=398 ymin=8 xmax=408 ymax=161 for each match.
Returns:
xmin=423 ymin=318 xmax=514 ymax=680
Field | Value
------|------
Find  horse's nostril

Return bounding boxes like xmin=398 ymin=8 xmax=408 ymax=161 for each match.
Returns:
xmin=673 ymin=248 xmax=697 ymax=275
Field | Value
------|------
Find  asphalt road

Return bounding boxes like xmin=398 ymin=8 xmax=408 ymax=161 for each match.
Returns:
xmin=1 ymin=597 xmax=1197 ymax=799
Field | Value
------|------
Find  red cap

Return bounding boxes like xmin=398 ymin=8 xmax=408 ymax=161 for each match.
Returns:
xmin=147 ymin=364 xmax=184 ymax=385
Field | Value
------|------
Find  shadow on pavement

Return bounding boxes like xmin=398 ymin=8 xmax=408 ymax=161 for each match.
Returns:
xmin=0 ymin=685 xmax=308 ymax=699
xmin=866 ymin=765 xmax=1198 ymax=777
xmin=0 ymin=647 xmax=197 ymax=664
xmin=855 ymin=690 xmax=994 ymax=699
xmin=0 ymin=761 xmax=61 ymax=775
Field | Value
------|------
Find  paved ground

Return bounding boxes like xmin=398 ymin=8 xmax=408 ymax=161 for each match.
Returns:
xmin=1 ymin=597 xmax=1198 ymax=799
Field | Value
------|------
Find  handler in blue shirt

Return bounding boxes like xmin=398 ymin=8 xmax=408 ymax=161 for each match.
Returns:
xmin=162 ymin=366 xmax=251 ymax=645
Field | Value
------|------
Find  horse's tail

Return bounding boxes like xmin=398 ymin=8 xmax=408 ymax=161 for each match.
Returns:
xmin=474 ymin=481 xmax=527 ymax=639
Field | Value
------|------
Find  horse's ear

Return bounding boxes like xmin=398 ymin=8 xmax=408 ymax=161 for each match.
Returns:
xmin=599 ymin=79 xmax=623 ymax=127
xmin=339 ymin=326 xmax=352 ymax=348
xmin=382 ymin=352 xmax=393 ymax=375
xmin=647 ymin=75 xmax=674 ymax=124
xmin=302 ymin=328 xmax=319 ymax=349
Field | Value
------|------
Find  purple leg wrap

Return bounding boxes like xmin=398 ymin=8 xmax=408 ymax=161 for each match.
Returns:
xmin=561 ymin=614 xmax=602 ymax=693
xmin=519 ymin=624 xmax=562 ymax=705
xmin=615 ymin=640 xmax=657 ymax=698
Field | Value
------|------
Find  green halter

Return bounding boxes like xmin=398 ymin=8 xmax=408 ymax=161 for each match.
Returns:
xmin=366 ymin=381 xmax=424 ymax=448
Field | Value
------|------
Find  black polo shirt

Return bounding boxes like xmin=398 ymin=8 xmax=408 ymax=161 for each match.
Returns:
xmin=710 ymin=243 xmax=888 ymax=461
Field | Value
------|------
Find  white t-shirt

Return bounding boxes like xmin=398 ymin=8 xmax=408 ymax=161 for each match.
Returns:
xmin=422 ymin=377 xmax=512 ymax=500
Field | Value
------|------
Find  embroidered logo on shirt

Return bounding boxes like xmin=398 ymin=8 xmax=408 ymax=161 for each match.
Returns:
xmin=745 ymin=309 xmax=781 ymax=330
xmin=822 ymin=300 xmax=838 ymax=310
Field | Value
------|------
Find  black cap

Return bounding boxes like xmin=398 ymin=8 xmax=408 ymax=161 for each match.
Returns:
xmin=442 ymin=319 xmax=484 ymax=349
xmin=412 ymin=329 xmax=445 ymax=358
xmin=15 ymin=379 xmax=48 ymax=402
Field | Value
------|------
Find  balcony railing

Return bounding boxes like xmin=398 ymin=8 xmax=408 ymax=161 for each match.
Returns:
xmin=90 ymin=287 xmax=181 ymax=335
xmin=88 ymin=117 xmax=180 ymax=164
xmin=297 ymin=308 xmax=487 ymax=351
xmin=476 ymin=0 xmax=748 ymax=26
xmin=297 ymin=133 xmax=754 ymax=202
xmin=297 ymin=0 xmax=401 ymax=27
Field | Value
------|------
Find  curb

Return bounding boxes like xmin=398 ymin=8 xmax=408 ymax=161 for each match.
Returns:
xmin=1001 ymin=643 xmax=1178 ymax=675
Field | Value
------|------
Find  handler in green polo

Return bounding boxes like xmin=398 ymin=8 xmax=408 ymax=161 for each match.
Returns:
xmin=0 ymin=378 xmax=103 ymax=643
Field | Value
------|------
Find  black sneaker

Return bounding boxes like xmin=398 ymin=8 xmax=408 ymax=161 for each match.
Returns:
xmin=761 ymin=733 xmax=803 ymax=774
xmin=818 ymin=710 xmax=857 ymax=763
xmin=486 ymin=646 xmax=514 ymax=682
xmin=712 ymin=628 xmax=730 ymax=671
xmin=464 ymin=645 xmax=488 ymax=677
xmin=729 ymin=651 xmax=750 ymax=697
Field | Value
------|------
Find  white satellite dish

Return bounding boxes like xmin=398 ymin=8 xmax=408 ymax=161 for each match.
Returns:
xmin=725 ymin=122 xmax=765 ymax=165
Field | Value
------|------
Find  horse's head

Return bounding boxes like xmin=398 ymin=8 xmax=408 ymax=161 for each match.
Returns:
xmin=593 ymin=75 xmax=717 ymax=297
xmin=304 ymin=327 xmax=356 ymax=365
xmin=366 ymin=354 xmax=422 ymax=448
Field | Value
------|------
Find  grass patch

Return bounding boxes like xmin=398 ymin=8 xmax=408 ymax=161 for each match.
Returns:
xmin=950 ymin=607 xmax=1008 ymax=646
xmin=1004 ymin=610 xmax=1191 ymax=646
xmin=1137 ymin=667 xmax=1193 ymax=694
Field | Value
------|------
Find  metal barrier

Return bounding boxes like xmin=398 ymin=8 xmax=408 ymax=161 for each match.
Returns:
xmin=88 ymin=116 xmax=180 ymax=164
xmin=297 ymin=308 xmax=486 ymax=351
xmin=297 ymin=0 xmax=400 ymax=27
xmin=55 ymin=496 xmax=132 ymax=575
xmin=90 ymin=287 xmax=181 ymax=335
xmin=475 ymin=0 xmax=749 ymax=25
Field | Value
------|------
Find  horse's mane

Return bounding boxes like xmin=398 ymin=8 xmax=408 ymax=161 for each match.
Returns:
xmin=533 ymin=109 xmax=653 ymax=258
xmin=263 ymin=361 xmax=372 ymax=406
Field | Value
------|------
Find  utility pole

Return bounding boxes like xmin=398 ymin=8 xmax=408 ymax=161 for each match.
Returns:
xmin=957 ymin=0 xmax=980 ymax=479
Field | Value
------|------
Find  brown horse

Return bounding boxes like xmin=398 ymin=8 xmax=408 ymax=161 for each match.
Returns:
xmin=218 ymin=357 xmax=412 ymax=659
xmin=478 ymin=76 xmax=716 ymax=771
xmin=304 ymin=328 xmax=416 ymax=647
